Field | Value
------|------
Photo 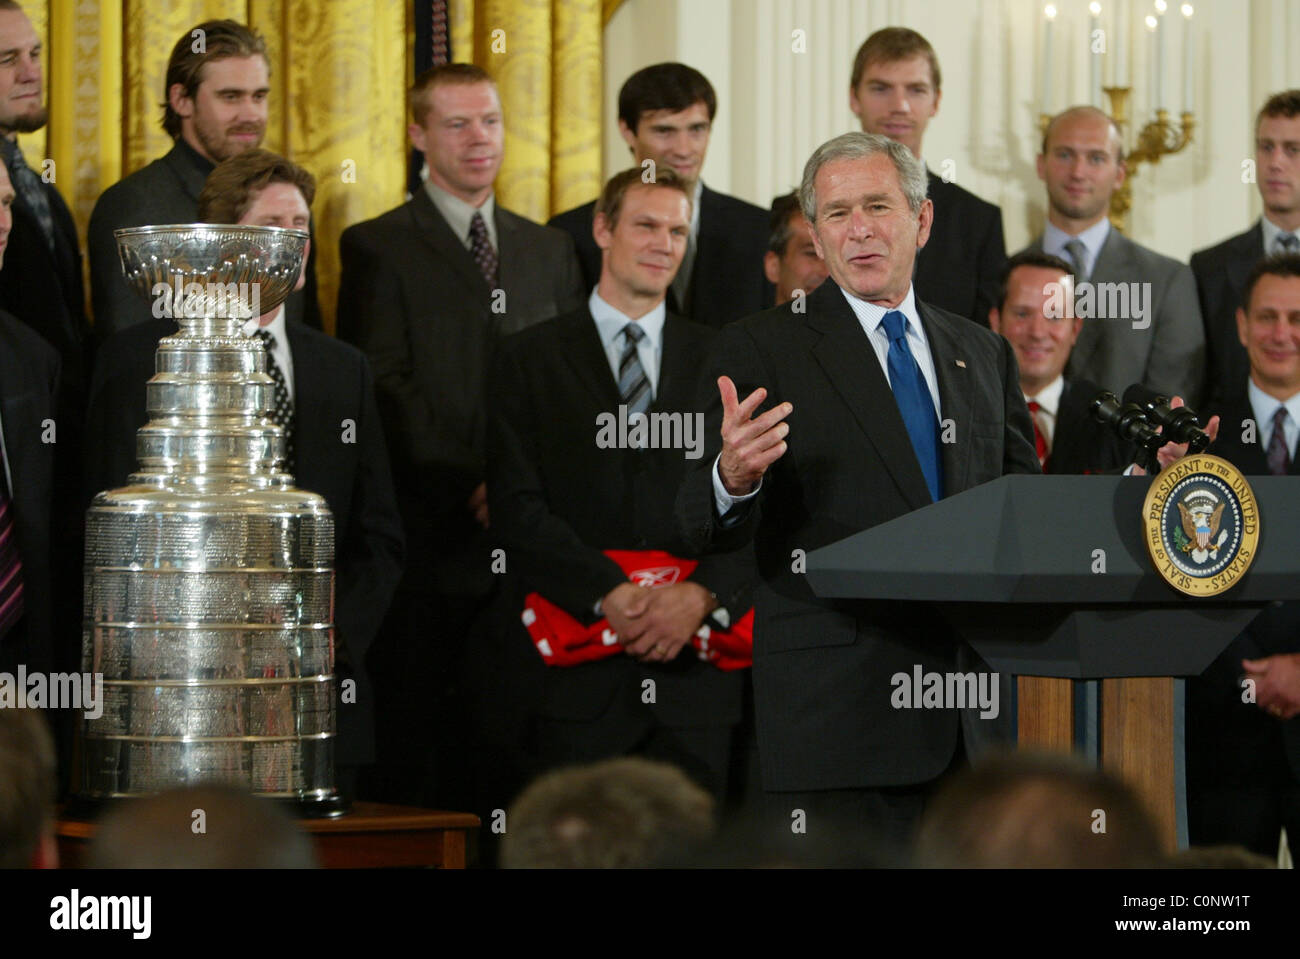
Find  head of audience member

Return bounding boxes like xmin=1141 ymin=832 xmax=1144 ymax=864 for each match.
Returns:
xmin=1237 ymin=253 xmax=1300 ymax=402
xmin=617 ymin=62 xmax=716 ymax=190
xmin=408 ymin=63 xmax=502 ymax=208
xmin=915 ymin=750 xmax=1164 ymax=868
xmin=988 ymin=251 xmax=1081 ymax=397
xmin=1255 ymin=90 xmax=1300 ymax=233
xmin=0 ymin=1 xmax=46 ymax=136
xmin=848 ymin=27 xmax=942 ymax=160
xmin=798 ymin=131 xmax=931 ymax=307
xmin=0 ymin=707 xmax=58 ymax=868
xmin=199 ymin=148 xmax=314 ymax=325
xmin=592 ymin=167 xmax=692 ymax=319
xmin=88 ymin=785 xmax=317 ymax=868
xmin=1164 ymin=845 xmax=1276 ymax=868
xmin=1038 ymin=106 xmax=1125 ymax=235
xmin=500 ymin=757 xmax=715 ymax=868
xmin=163 ymin=20 xmax=269 ymax=164
xmin=0 ymin=156 xmax=13 ymax=268
xmin=765 ymin=192 xmax=829 ymax=305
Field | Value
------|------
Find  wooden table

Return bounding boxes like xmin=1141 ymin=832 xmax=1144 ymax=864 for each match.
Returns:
xmin=57 ymin=802 xmax=481 ymax=868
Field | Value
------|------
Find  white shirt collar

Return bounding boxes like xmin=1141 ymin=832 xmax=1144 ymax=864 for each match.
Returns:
xmin=1026 ymin=375 xmax=1065 ymax=418
xmin=1260 ymin=215 xmax=1299 ymax=254
xmin=1247 ymin=377 xmax=1300 ymax=440
xmin=589 ymin=287 xmax=667 ymax=352
xmin=838 ymin=283 xmax=923 ymax=338
xmin=243 ymin=303 xmax=287 ymax=341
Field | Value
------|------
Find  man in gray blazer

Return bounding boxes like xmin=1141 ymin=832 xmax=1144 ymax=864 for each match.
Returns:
xmin=87 ymin=20 xmax=319 ymax=336
xmin=1019 ymin=106 xmax=1204 ymax=405
xmin=336 ymin=63 xmax=584 ymax=810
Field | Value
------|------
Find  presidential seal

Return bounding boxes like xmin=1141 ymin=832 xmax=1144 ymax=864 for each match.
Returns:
xmin=1143 ymin=454 xmax=1259 ymax=597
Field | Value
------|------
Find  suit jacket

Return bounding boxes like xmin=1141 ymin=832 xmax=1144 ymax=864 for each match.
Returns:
xmin=916 ymin=172 xmax=1007 ymax=324
xmin=1044 ymin=378 xmax=1135 ymax=475
xmin=337 ymin=189 xmax=584 ymax=591
xmin=676 ymin=279 xmax=1041 ymax=791
xmin=0 ymin=310 xmax=59 ymax=679
xmin=487 ymin=306 xmax=749 ymax=729
xmin=548 ymin=185 xmax=771 ymax=329
xmin=1021 ymin=229 xmax=1205 ymax=405
xmin=1184 ymin=392 xmax=1300 ymax=783
xmin=1190 ymin=222 xmax=1263 ymax=410
xmin=83 ymin=317 xmax=405 ymax=767
xmin=0 ymin=164 xmax=88 ymax=386
xmin=87 ymin=142 xmax=320 ymax=338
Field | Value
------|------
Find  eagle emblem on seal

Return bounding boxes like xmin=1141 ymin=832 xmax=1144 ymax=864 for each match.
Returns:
xmin=1176 ymin=492 xmax=1227 ymax=562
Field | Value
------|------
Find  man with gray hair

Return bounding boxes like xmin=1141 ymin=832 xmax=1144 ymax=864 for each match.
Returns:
xmin=677 ymin=131 xmax=1040 ymax=847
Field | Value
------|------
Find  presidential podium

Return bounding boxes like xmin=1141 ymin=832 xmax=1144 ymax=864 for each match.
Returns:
xmin=806 ymin=474 xmax=1300 ymax=850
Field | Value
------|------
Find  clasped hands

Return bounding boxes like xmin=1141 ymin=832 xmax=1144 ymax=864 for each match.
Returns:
xmin=601 ymin=580 xmax=716 ymax=664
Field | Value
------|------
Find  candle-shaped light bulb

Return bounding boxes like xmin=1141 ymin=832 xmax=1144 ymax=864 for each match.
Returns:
xmin=1154 ymin=0 xmax=1167 ymax=13
xmin=1090 ymin=3 xmax=1103 ymax=106
xmin=1042 ymin=5 xmax=1057 ymax=116
xmin=1090 ymin=1 xmax=1101 ymax=14
xmin=1181 ymin=3 xmax=1194 ymax=111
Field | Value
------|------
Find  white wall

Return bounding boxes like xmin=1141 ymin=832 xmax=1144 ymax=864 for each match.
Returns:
xmin=604 ymin=0 xmax=1300 ymax=261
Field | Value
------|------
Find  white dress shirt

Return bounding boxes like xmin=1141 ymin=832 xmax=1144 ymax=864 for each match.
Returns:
xmin=243 ymin=304 xmax=294 ymax=401
xmin=1247 ymin=378 xmax=1300 ymax=462
xmin=589 ymin=288 xmax=666 ymax=394
xmin=1025 ymin=375 xmax=1065 ymax=450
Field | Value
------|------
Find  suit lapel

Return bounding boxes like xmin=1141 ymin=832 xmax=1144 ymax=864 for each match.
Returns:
xmin=495 ymin=208 xmax=544 ymax=333
xmin=409 ymin=190 xmax=492 ymax=303
xmin=654 ymin=315 xmax=693 ymax=410
xmin=558 ymin=309 xmax=622 ymax=408
xmin=1227 ymin=223 xmax=1265 ymax=310
xmin=922 ymin=303 xmax=975 ymax=494
xmin=807 ymin=282 xmax=932 ymax=510
xmin=1068 ymin=227 xmax=1127 ymax=374
xmin=283 ymin=324 xmax=331 ymax=494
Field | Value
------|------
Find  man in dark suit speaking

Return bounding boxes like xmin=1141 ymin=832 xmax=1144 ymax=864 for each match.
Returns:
xmin=677 ymin=131 xmax=1041 ymax=845
xmin=84 ymin=150 xmax=404 ymax=800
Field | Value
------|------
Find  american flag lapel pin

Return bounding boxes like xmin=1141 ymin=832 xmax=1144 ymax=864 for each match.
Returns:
xmin=955 ymin=359 xmax=967 ymax=368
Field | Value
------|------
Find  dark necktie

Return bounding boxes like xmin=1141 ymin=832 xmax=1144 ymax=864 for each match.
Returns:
xmin=254 ymin=329 xmax=295 ymax=473
xmin=617 ymin=322 xmax=652 ymax=416
xmin=4 ymin=141 xmax=55 ymax=252
xmin=1277 ymin=233 xmax=1299 ymax=255
xmin=1267 ymin=405 xmax=1290 ymax=476
xmin=881 ymin=310 xmax=944 ymax=501
xmin=469 ymin=211 xmax=498 ymax=287
xmin=0 ymin=459 xmax=25 ymax=643
xmin=1063 ymin=238 xmax=1088 ymax=282
xmin=1027 ymin=399 xmax=1049 ymax=471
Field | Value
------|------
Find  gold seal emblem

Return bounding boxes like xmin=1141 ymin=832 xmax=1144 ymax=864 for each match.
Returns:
xmin=1143 ymin=454 xmax=1259 ymax=597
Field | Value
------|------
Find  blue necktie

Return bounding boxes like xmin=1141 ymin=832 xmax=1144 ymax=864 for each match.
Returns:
xmin=881 ymin=310 xmax=944 ymax=501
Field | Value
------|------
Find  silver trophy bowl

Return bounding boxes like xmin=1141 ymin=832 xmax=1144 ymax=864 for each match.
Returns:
xmin=78 ymin=224 xmax=343 ymax=816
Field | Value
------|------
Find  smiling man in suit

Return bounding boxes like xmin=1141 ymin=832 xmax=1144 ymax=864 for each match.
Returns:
xmin=84 ymin=150 xmax=404 ymax=801
xmin=488 ymin=168 xmax=750 ymax=802
xmin=549 ymin=62 xmax=769 ymax=328
xmin=988 ymin=250 xmax=1132 ymax=474
xmin=1021 ymin=106 xmax=1204 ymax=405
xmin=336 ymin=63 xmax=584 ymax=808
xmin=849 ymin=28 xmax=1006 ymax=325
xmin=1187 ymin=254 xmax=1300 ymax=858
xmin=677 ymin=131 xmax=1040 ymax=847
xmin=88 ymin=21 xmax=320 ymax=337
xmin=1192 ymin=91 xmax=1300 ymax=410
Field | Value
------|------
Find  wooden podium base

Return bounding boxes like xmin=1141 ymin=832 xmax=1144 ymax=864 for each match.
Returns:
xmin=1017 ymin=675 xmax=1177 ymax=852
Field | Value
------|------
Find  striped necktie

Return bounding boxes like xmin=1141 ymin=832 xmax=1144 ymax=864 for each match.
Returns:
xmin=1027 ymin=399 xmax=1050 ymax=471
xmin=1267 ymin=406 xmax=1291 ymax=476
xmin=617 ymin=322 xmax=652 ymax=417
xmin=253 ymin=329 xmax=295 ymax=474
xmin=0 ymin=461 xmax=25 ymax=642
xmin=3 ymin=141 xmax=55 ymax=252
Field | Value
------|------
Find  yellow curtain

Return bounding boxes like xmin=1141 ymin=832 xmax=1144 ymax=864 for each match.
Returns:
xmin=32 ymin=0 xmax=408 ymax=335
xmin=26 ymin=0 xmax=615 ymax=332
xmin=450 ymin=0 xmax=608 ymax=221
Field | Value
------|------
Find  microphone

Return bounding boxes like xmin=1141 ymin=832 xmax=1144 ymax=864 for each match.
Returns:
xmin=1121 ymin=384 xmax=1211 ymax=454
xmin=1089 ymin=391 xmax=1164 ymax=455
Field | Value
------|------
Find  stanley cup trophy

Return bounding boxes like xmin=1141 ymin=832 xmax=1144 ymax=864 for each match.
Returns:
xmin=77 ymin=224 xmax=343 ymax=816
